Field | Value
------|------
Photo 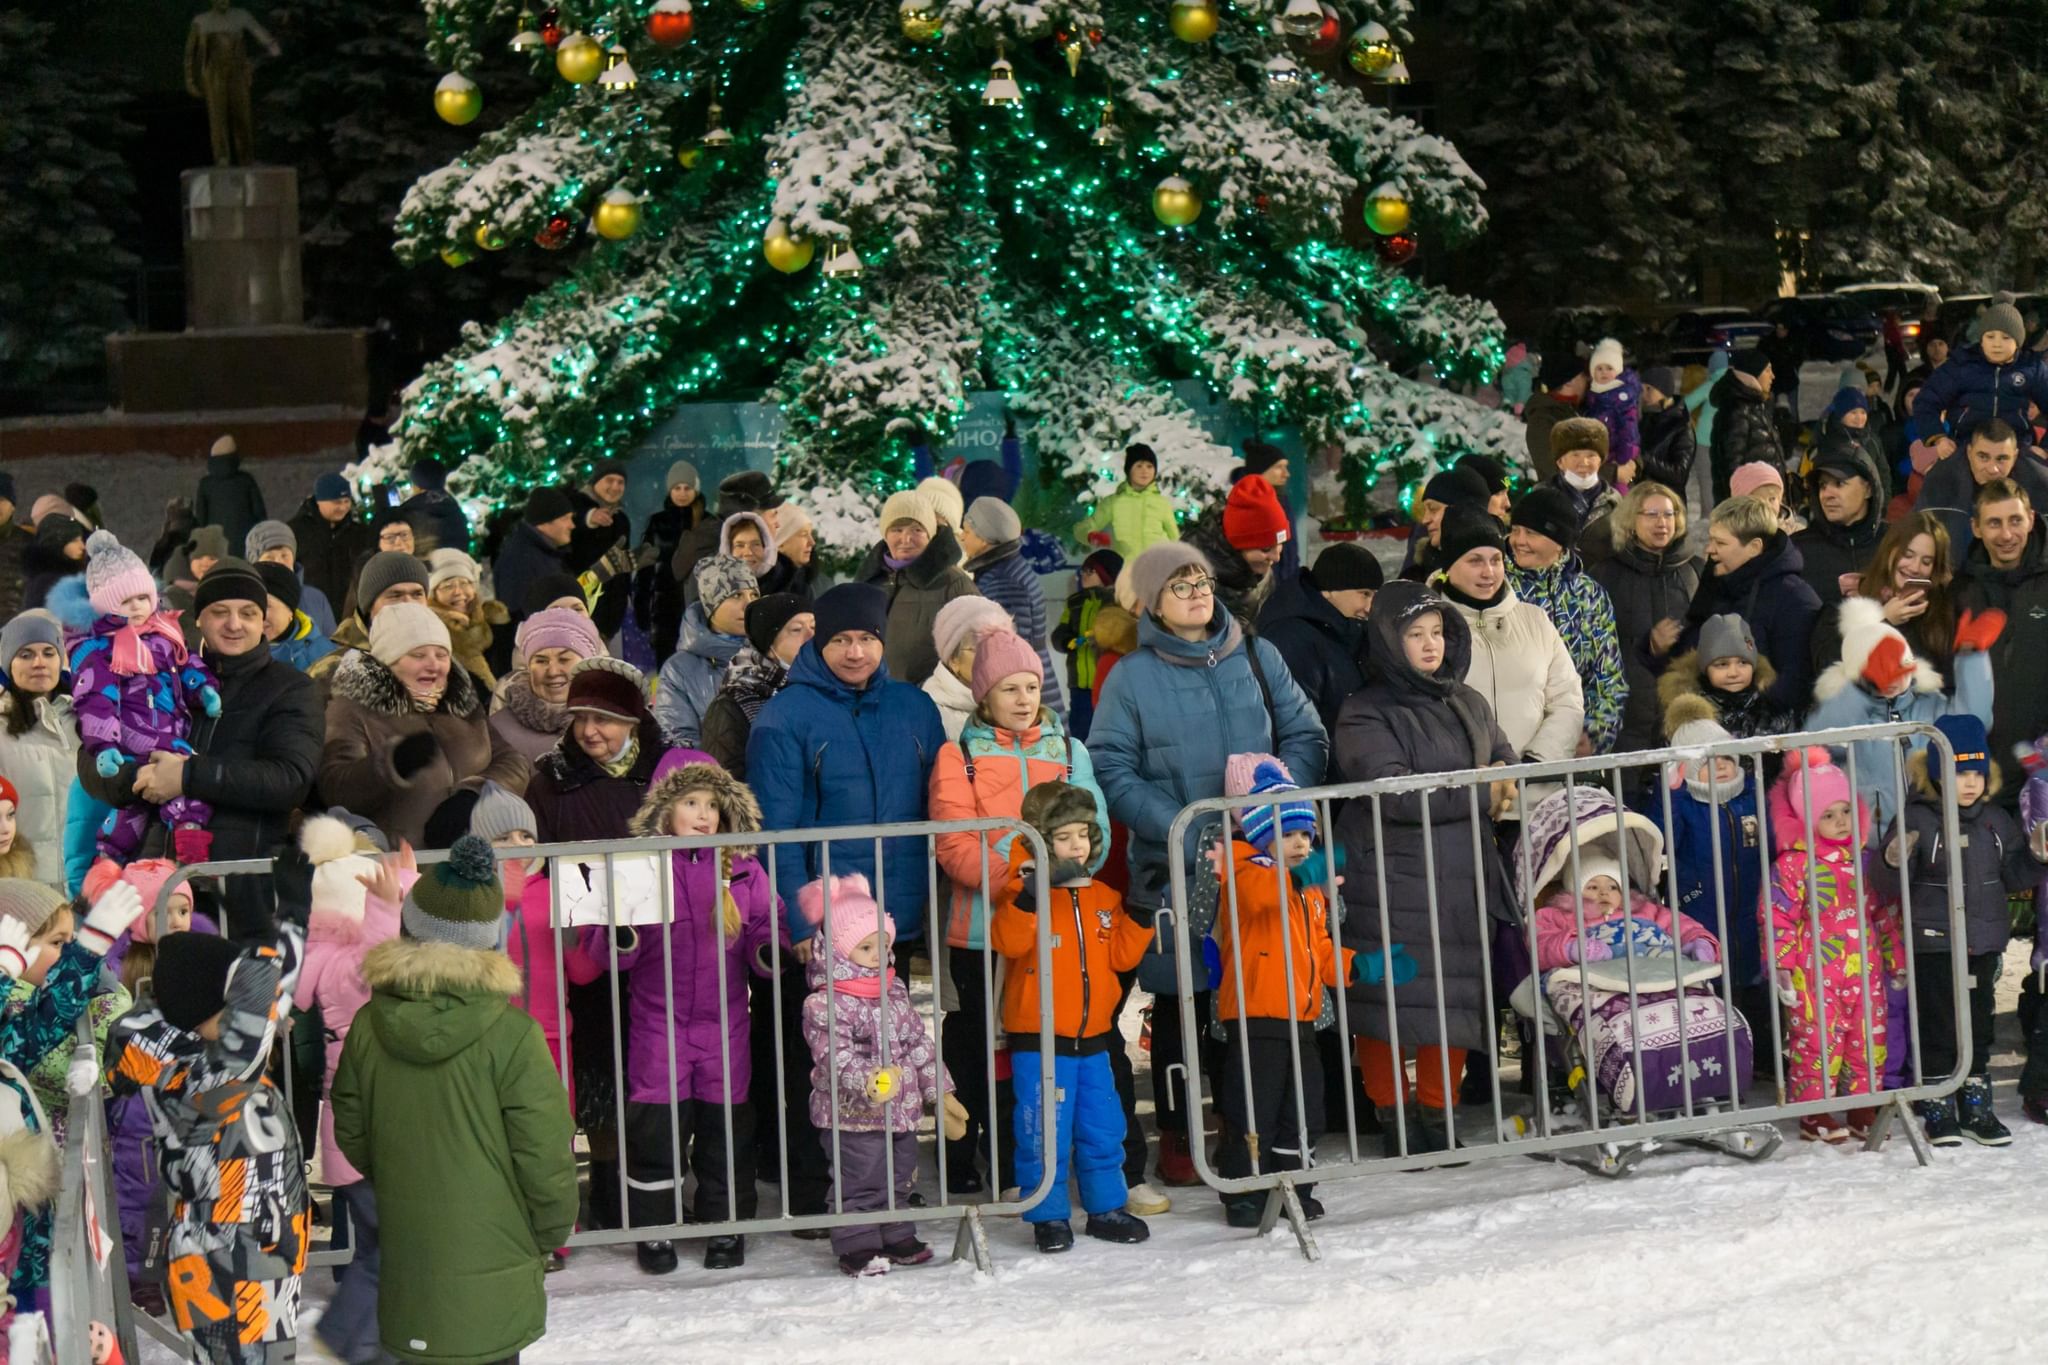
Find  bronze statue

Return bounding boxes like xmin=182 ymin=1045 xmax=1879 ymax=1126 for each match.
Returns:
xmin=185 ymin=0 xmax=280 ymax=167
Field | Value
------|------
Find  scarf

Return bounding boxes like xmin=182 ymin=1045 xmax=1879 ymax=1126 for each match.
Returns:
xmin=601 ymin=737 xmax=640 ymax=777
xmin=407 ymin=683 xmax=446 ymax=713
xmin=883 ymin=552 xmax=915 ymax=572
xmin=108 ymin=611 xmax=188 ymax=677
xmin=833 ymin=968 xmax=887 ymax=999
xmin=1440 ymin=580 xmax=1508 ymax=613
xmin=1152 ymin=613 xmax=1245 ymax=668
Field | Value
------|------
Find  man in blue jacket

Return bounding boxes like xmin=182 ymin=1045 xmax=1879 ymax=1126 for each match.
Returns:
xmin=748 ymin=581 xmax=947 ymax=947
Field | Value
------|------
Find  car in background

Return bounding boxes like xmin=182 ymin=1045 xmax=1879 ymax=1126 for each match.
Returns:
xmin=1758 ymin=294 xmax=1882 ymax=363
xmin=1655 ymin=307 xmax=1772 ymax=367
xmin=1837 ymin=281 xmax=1941 ymax=347
xmin=1537 ymin=306 xmax=1650 ymax=371
xmin=1932 ymin=293 xmax=2048 ymax=348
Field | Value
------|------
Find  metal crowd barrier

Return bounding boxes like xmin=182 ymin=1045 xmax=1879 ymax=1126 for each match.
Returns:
xmin=1165 ymin=722 xmax=1975 ymax=1260
xmin=46 ymin=1017 xmax=134 ymax=1365
xmin=125 ymin=814 xmax=1054 ymax=1308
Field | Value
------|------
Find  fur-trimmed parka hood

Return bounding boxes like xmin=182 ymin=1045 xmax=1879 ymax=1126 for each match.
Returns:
xmin=1811 ymin=597 xmax=1946 ymax=705
xmin=1659 ymin=648 xmax=1779 ymax=736
xmin=0 ymin=1126 xmax=59 ymax=1214
xmin=362 ymin=937 xmax=523 ymax=997
xmin=630 ymin=762 xmax=761 ymax=858
xmin=360 ymin=937 xmax=525 ymax=1066
xmin=1906 ymin=746 xmax=2003 ymax=801
xmin=333 ymin=647 xmax=487 ymax=720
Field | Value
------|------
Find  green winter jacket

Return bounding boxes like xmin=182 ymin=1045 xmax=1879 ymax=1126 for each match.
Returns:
xmin=331 ymin=939 xmax=578 ymax=1365
xmin=1073 ymin=481 xmax=1180 ymax=561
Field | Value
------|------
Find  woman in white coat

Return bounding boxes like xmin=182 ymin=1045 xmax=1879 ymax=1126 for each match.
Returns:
xmin=1432 ymin=506 xmax=1587 ymax=765
xmin=0 ymin=611 xmax=78 ymax=889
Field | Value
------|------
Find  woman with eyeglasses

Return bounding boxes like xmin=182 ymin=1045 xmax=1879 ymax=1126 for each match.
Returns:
xmin=1090 ymin=542 xmax=1327 ymax=1187
xmin=1588 ymin=482 xmax=1702 ymax=755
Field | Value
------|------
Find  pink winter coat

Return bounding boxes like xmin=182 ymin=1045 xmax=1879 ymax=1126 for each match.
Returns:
xmin=504 ymin=871 xmax=604 ymax=1076
xmin=302 ymin=872 xmax=408 ymax=1186
xmin=1533 ymin=890 xmax=1718 ymax=972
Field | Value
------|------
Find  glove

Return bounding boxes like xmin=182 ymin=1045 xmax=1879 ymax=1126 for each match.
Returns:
xmin=79 ymin=881 xmax=145 ymax=952
xmin=197 ymin=684 xmax=222 ymax=719
xmin=95 ymin=748 xmax=126 ymax=780
xmin=1953 ymin=608 xmax=2008 ymax=655
xmin=1012 ymin=864 xmax=1039 ymax=914
xmin=66 ymin=1051 xmax=99 ymax=1099
xmin=942 ymin=1093 xmax=969 ymax=1142
xmin=866 ymin=1066 xmax=905 ymax=1103
xmin=272 ymin=841 xmax=316 ymax=930
xmin=1684 ymin=938 xmax=1719 ymax=962
xmin=2031 ymin=821 xmax=2048 ymax=864
xmin=1086 ymin=531 xmax=1112 ymax=548
xmin=1566 ymin=937 xmax=1615 ymax=964
xmin=1775 ymin=969 xmax=1797 ymax=1008
xmin=391 ymin=732 xmax=439 ymax=781
xmin=0 ymin=919 xmax=32 ymax=979
xmin=1886 ymin=829 xmax=1920 ymax=868
xmin=1859 ymin=635 xmax=1915 ymax=695
xmin=1357 ymin=943 xmax=1418 ymax=987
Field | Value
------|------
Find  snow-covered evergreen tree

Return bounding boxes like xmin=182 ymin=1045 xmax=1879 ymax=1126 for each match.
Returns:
xmin=373 ymin=0 xmax=1524 ymax=549
xmin=0 ymin=7 xmax=137 ymax=394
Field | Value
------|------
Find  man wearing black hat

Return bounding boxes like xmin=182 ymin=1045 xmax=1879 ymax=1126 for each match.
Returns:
xmin=288 ymin=471 xmax=374 ymax=612
xmin=1399 ymin=463 xmax=1491 ymax=583
xmin=1708 ymin=348 xmax=1786 ymax=500
xmin=1637 ymin=365 xmax=1698 ymax=498
xmin=1506 ymin=486 xmax=1626 ymax=754
xmin=1257 ymin=542 xmax=1383 ymax=732
xmin=492 ymin=486 xmax=610 ymax=656
xmin=672 ymin=470 xmax=782 ymax=598
xmin=1792 ymin=436 xmax=1888 ymax=604
xmin=398 ymin=456 xmax=472 ymax=555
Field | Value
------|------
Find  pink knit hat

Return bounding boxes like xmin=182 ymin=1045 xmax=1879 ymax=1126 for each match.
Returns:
xmin=1728 ymin=463 xmax=1783 ymax=499
xmin=81 ymin=857 xmax=183 ymax=943
xmin=514 ymin=607 xmax=605 ymax=664
xmin=84 ymin=530 xmax=157 ymax=616
xmin=797 ymin=873 xmax=894 ymax=961
xmin=969 ymin=628 xmax=1043 ymax=702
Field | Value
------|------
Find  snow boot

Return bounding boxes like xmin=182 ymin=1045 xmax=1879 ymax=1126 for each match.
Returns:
xmin=881 ymin=1237 xmax=933 ymax=1266
xmin=1798 ymin=1115 xmax=1848 ymax=1145
xmin=636 ymin=1241 xmax=678 ymax=1275
xmin=1299 ymin=1189 xmax=1325 ymax=1221
xmin=1124 ymin=1181 xmax=1171 ymax=1216
xmin=1917 ymin=1097 xmax=1965 ymax=1148
xmin=2021 ymin=1095 xmax=2048 ymax=1126
xmin=1843 ymin=1107 xmax=1880 ymax=1140
xmin=1157 ymin=1130 xmax=1201 ymax=1186
xmin=702 ymin=1235 xmax=745 ymax=1269
xmin=1221 ymin=1196 xmax=1264 ymax=1229
xmin=1033 ymin=1220 xmax=1075 ymax=1254
xmin=1956 ymin=1077 xmax=2013 ymax=1147
xmin=838 ymin=1252 xmax=890 ymax=1277
xmin=1085 ymin=1209 xmax=1151 ymax=1244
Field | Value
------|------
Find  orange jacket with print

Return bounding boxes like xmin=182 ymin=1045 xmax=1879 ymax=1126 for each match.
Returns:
xmin=989 ymin=841 xmax=1153 ymax=1053
xmin=1212 ymin=840 xmax=1354 ymax=1026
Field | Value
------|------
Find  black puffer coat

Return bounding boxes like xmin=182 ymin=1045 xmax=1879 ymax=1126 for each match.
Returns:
xmin=1637 ymin=401 xmax=1698 ymax=494
xmin=1256 ymin=570 xmax=1366 ymax=734
xmin=1334 ymin=581 xmax=1516 ymax=1052
xmin=1589 ymin=539 xmax=1701 ymax=754
xmin=287 ymin=499 xmax=374 ymax=612
xmin=1675 ymin=534 xmax=1822 ymax=711
xmin=1708 ymin=371 xmax=1785 ymax=498
xmin=1792 ymin=441 xmax=1888 ymax=604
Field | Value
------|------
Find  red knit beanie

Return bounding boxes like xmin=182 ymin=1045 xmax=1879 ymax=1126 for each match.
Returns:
xmin=1222 ymin=476 xmax=1290 ymax=551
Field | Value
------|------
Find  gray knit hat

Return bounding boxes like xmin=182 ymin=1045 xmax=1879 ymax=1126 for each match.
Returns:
xmin=1980 ymin=300 xmax=2026 ymax=344
xmin=402 ymin=835 xmax=506 ymax=950
xmin=931 ymin=595 xmax=1013 ymax=665
xmin=963 ymin=496 xmax=1022 ymax=545
xmin=355 ymin=551 xmax=429 ymax=615
xmin=0 ymin=880 xmax=64 ymax=938
xmin=666 ymin=460 xmax=700 ymax=492
xmin=694 ymin=554 xmax=758 ymax=617
xmin=245 ymin=520 xmax=296 ymax=560
xmin=0 ymin=610 xmax=63 ymax=668
xmin=1698 ymin=613 xmax=1757 ymax=667
xmin=1123 ymin=542 xmax=1212 ymax=617
xmin=185 ymin=526 xmax=229 ymax=562
xmin=469 ymin=780 xmax=538 ymax=843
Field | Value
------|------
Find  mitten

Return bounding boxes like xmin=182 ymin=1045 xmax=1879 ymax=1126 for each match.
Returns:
xmin=95 ymin=748 xmax=126 ymax=779
xmin=1953 ymin=608 xmax=2008 ymax=655
xmin=1860 ymin=635 xmax=1915 ymax=695
xmin=1887 ymin=829 xmax=1922 ymax=868
xmin=197 ymin=684 xmax=222 ymax=718
xmin=1774 ymin=969 xmax=1797 ymax=1007
xmin=1357 ymin=943 xmax=1418 ymax=987
xmin=66 ymin=1051 xmax=100 ymax=1098
xmin=272 ymin=841 xmax=315 ymax=929
xmin=392 ymin=731 xmax=439 ymax=780
xmin=942 ymin=1093 xmax=969 ymax=1142
xmin=1087 ymin=531 xmax=1112 ymax=549
xmin=0 ymin=919 xmax=32 ymax=979
xmin=866 ymin=1066 xmax=905 ymax=1103
xmin=172 ymin=826 xmax=212 ymax=865
xmin=78 ymin=881 xmax=145 ymax=953
xmin=1567 ymin=937 xmax=1615 ymax=964
xmin=1012 ymin=865 xmax=1039 ymax=914
xmin=1684 ymin=938 xmax=1719 ymax=962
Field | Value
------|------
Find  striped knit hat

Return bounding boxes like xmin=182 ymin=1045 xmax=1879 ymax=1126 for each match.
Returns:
xmin=1223 ymin=753 xmax=1317 ymax=854
xmin=401 ymin=835 xmax=506 ymax=950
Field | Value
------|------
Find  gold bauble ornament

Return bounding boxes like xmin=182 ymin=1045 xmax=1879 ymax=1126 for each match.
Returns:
xmin=1363 ymin=182 xmax=1410 ymax=235
xmin=592 ymin=187 xmax=643 ymax=240
xmin=440 ymin=245 xmax=474 ymax=267
xmin=1168 ymin=0 xmax=1219 ymax=44
xmin=677 ymin=144 xmax=704 ymax=170
xmin=763 ymin=221 xmax=814 ymax=273
xmin=1347 ymin=21 xmax=1398 ymax=76
xmin=473 ymin=222 xmax=507 ymax=251
xmin=434 ymin=72 xmax=482 ymax=126
xmin=555 ymin=32 xmax=604 ymax=83
xmin=1152 ymin=175 xmax=1202 ymax=228
xmin=899 ymin=0 xmax=942 ymax=41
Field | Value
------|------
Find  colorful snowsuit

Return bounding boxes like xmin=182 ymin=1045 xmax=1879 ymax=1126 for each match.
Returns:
xmin=104 ymin=925 xmax=308 ymax=1365
xmin=1533 ymin=891 xmax=1718 ymax=973
xmin=68 ymin=610 xmax=220 ymax=861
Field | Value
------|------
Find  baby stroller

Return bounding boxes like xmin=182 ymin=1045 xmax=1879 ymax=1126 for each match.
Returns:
xmin=1506 ymin=786 xmax=1779 ymax=1176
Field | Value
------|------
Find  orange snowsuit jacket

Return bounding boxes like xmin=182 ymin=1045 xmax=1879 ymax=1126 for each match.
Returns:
xmin=989 ymin=841 xmax=1153 ymax=1054
xmin=1212 ymin=840 xmax=1354 ymax=1030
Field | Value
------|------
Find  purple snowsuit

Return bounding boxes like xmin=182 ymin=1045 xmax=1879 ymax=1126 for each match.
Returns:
xmin=801 ymin=945 xmax=951 ymax=1258
xmin=1583 ymin=370 xmax=1643 ymax=480
xmin=67 ymin=612 xmax=218 ymax=861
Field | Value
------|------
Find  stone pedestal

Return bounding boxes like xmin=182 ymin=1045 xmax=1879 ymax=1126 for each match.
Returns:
xmin=182 ymin=166 xmax=303 ymax=329
xmin=106 ymin=328 xmax=367 ymax=413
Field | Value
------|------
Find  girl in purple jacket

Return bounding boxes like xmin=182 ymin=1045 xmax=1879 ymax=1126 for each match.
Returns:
xmin=68 ymin=531 xmax=220 ymax=866
xmin=1582 ymin=337 xmax=1643 ymax=488
xmin=570 ymin=762 xmax=777 ymax=1275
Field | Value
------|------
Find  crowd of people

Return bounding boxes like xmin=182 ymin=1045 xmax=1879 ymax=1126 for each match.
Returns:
xmin=0 ymin=312 xmax=2046 ymax=1361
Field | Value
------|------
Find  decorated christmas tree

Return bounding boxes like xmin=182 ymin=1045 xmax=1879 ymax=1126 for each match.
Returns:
xmin=367 ymin=0 xmax=1523 ymax=553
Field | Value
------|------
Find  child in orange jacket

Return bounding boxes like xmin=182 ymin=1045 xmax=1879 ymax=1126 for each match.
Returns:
xmin=990 ymin=780 xmax=1154 ymax=1254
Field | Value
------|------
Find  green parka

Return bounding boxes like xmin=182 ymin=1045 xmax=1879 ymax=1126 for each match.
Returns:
xmin=331 ymin=938 xmax=578 ymax=1365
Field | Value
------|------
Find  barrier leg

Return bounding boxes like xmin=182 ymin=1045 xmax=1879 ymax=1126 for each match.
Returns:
xmin=1867 ymin=1095 xmax=1935 ymax=1166
xmin=951 ymin=1205 xmax=994 ymax=1274
xmin=1255 ymin=1172 xmax=1321 ymax=1263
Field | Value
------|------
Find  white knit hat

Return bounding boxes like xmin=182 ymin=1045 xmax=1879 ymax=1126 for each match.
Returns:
xmin=300 ymin=814 xmax=381 ymax=931
xmin=368 ymin=601 xmax=452 ymax=665
xmin=931 ymin=595 xmax=1013 ymax=665
xmin=1590 ymin=336 xmax=1625 ymax=375
xmin=916 ymin=476 xmax=964 ymax=530
xmin=1834 ymin=596 xmax=1912 ymax=681
xmin=427 ymin=547 xmax=482 ymax=592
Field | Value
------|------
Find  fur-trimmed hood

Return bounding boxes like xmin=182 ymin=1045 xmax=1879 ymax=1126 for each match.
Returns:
xmin=0 ymin=1125 xmax=59 ymax=1214
xmin=362 ymin=936 xmax=523 ymax=997
xmin=1906 ymin=746 xmax=2004 ymax=801
xmin=1659 ymin=648 xmax=1779 ymax=736
xmin=1810 ymin=597 xmax=1945 ymax=704
xmin=1091 ymin=603 xmax=1139 ymax=658
xmin=630 ymin=762 xmax=761 ymax=857
xmin=719 ymin=511 xmax=778 ymax=576
xmin=360 ymin=937 xmax=525 ymax=1066
xmin=333 ymin=647 xmax=486 ymax=720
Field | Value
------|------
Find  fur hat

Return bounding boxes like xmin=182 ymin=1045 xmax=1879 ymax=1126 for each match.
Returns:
xmin=84 ymin=530 xmax=155 ymax=616
xmin=563 ymin=656 xmax=649 ymax=724
xmin=1222 ymin=476 xmax=1290 ymax=551
xmin=152 ymin=933 xmax=243 ymax=1031
xmin=715 ymin=469 xmax=781 ymax=513
xmin=694 ymin=554 xmax=759 ymax=619
xmin=1223 ymin=753 xmax=1317 ymax=854
xmin=1550 ymin=417 xmax=1609 ymax=461
xmin=368 ymin=601 xmax=451 ymax=665
xmin=916 ymin=477 xmax=964 ymax=530
xmin=797 ymin=873 xmax=893 ymax=962
xmin=1019 ymin=780 xmax=1103 ymax=866
xmin=879 ymin=489 xmax=936 ymax=537
xmin=301 ymin=814 xmax=381 ymax=936
xmin=1697 ymin=614 xmax=1757 ymax=667
xmin=969 ymin=628 xmax=1043 ymax=703
xmin=402 ymin=835 xmax=505 ymax=950
xmin=515 ymin=607 xmax=604 ymax=664
xmin=427 ymin=548 xmax=482 ymax=592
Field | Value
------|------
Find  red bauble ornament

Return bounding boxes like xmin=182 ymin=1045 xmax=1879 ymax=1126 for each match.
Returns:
xmin=1306 ymin=6 xmax=1342 ymax=56
xmin=647 ymin=5 xmax=693 ymax=45
xmin=541 ymin=6 xmax=563 ymax=46
xmin=1377 ymin=231 xmax=1419 ymax=265
xmin=1254 ymin=193 xmax=1271 ymax=213
xmin=535 ymin=213 xmax=575 ymax=250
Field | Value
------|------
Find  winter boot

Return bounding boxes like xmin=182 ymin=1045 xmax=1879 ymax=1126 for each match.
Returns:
xmin=881 ymin=1237 xmax=933 ymax=1266
xmin=585 ymin=1159 xmax=623 ymax=1230
xmin=1798 ymin=1115 xmax=1848 ymax=1145
xmin=636 ymin=1241 xmax=678 ymax=1275
xmin=1298 ymin=1188 xmax=1325 ymax=1221
xmin=1157 ymin=1130 xmax=1201 ymax=1186
xmin=1124 ymin=1181 xmax=1171 ymax=1216
xmin=838 ymin=1252 xmax=890 ymax=1277
xmin=2021 ymin=1094 xmax=2048 ymax=1126
xmin=1843 ymin=1107 xmax=1880 ymax=1140
xmin=1221 ymin=1195 xmax=1264 ymax=1229
xmin=1033 ymin=1220 xmax=1075 ymax=1254
xmin=702 ymin=1234 xmax=745 ymax=1269
xmin=1956 ymin=1077 xmax=2013 ymax=1147
xmin=1916 ymin=1097 xmax=1965 ymax=1148
xmin=942 ymin=1142 xmax=986 ymax=1196
xmin=1084 ymin=1209 xmax=1151 ymax=1244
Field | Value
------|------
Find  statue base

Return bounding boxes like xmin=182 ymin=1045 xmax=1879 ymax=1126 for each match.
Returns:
xmin=106 ymin=326 xmax=367 ymax=413
xmin=184 ymin=165 xmax=303 ymax=329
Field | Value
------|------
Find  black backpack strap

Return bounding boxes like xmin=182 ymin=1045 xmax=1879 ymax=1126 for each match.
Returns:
xmin=1242 ymin=632 xmax=1282 ymax=744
